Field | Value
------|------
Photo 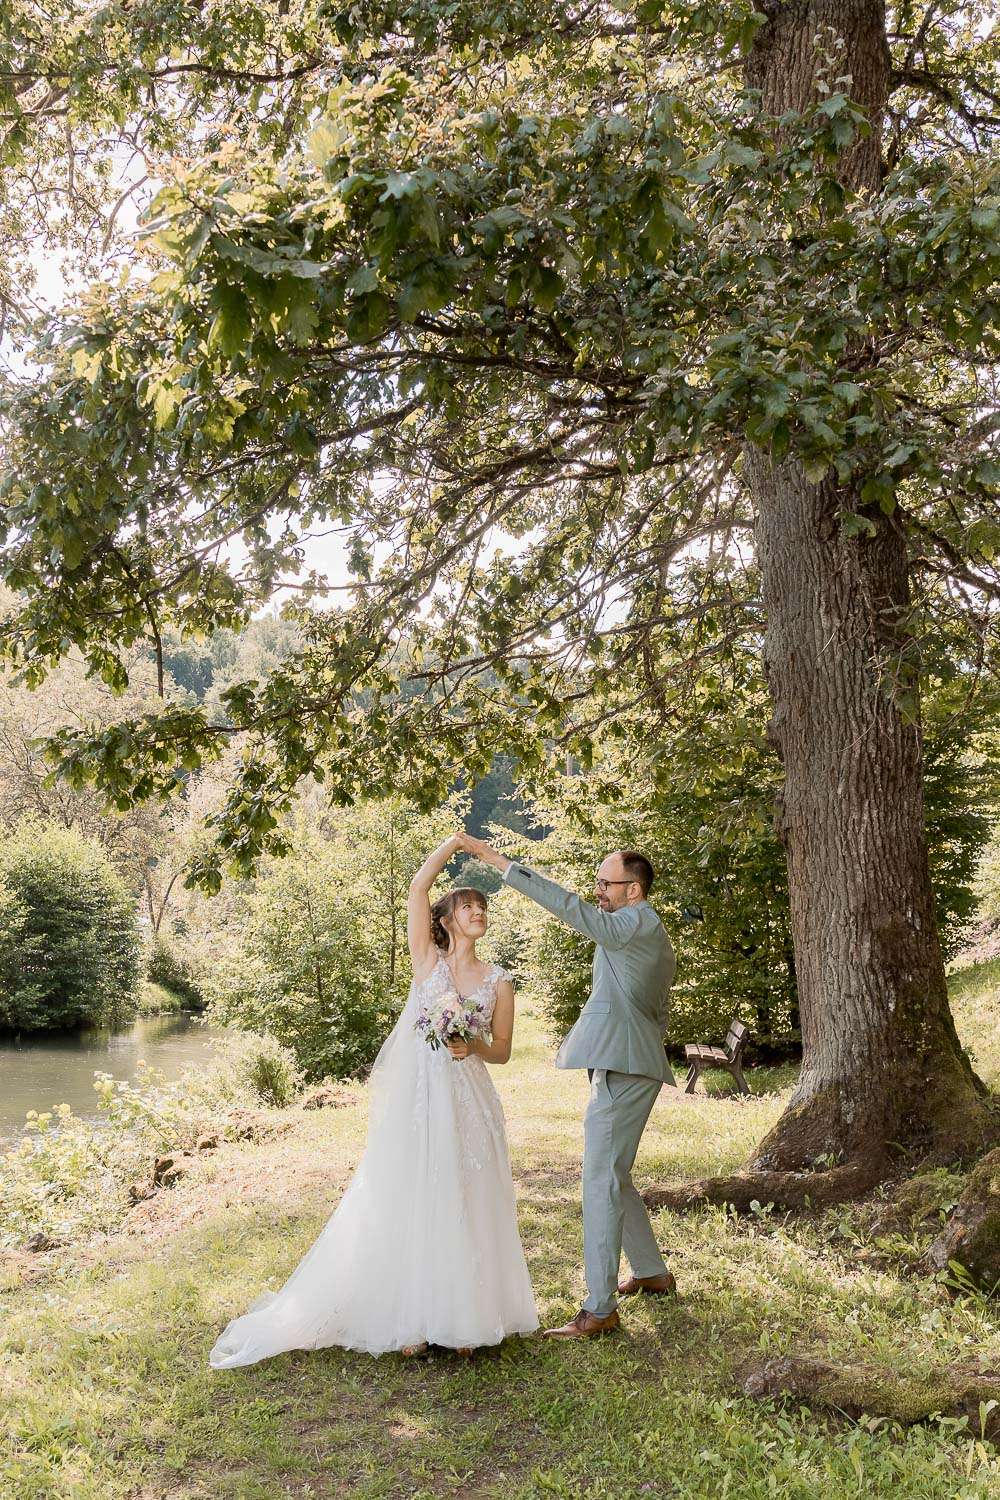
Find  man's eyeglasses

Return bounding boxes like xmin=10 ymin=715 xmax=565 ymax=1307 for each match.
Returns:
xmin=595 ymin=878 xmax=632 ymax=893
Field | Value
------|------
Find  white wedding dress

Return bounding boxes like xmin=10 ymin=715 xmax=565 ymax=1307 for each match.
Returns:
xmin=209 ymin=955 xmax=539 ymax=1365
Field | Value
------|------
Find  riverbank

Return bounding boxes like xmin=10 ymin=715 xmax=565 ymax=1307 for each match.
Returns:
xmin=2 ymin=971 xmax=1000 ymax=1499
xmin=0 ymin=1004 xmax=226 ymax=1145
xmin=138 ymin=982 xmax=192 ymax=1016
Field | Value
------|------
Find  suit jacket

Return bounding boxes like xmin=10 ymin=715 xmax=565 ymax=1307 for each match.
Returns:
xmin=503 ymin=861 xmax=676 ymax=1083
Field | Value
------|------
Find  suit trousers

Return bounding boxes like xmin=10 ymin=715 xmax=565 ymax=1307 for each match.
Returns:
xmin=582 ymin=1068 xmax=666 ymax=1317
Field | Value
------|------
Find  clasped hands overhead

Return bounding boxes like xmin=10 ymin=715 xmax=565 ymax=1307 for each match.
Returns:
xmin=452 ymin=831 xmax=509 ymax=873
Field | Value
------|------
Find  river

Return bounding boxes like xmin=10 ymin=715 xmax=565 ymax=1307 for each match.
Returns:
xmin=0 ymin=1011 xmax=228 ymax=1142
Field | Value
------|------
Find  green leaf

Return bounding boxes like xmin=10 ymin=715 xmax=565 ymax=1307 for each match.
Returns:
xmin=151 ymin=381 xmax=183 ymax=429
xmin=722 ymin=141 xmax=763 ymax=169
xmin=346 ymin=264 xmax=380 ymax=295
xmin=974 ymin=460 xmax=1000 ymax=487
xmin=60 ymin=529 xmax=87 ymax=571
xmin=660 ymin=197 xmax=697 ymax=236
xmin=347 ymin=291 xmax=393 ymax=341
xmin=208 ymin=286 xmax=253 ymax=359
xmin=417 ymin=195 xmax=441 ymax=249
xmin=278 ymin=281 xmax=320 ymax=345
xmin=817 ymin=93 xmax=850 ymax=117
xmin=306 ymin=119 xmax=347 ymax=168
xmin=381 ymin=171 xmax=421 ymax=200
xmin=397 ymin=281 xmax=428 ymax=323
xmin=532 ymin=266 xmax=563 ymax=312
xmin=841 ymin=512 xmax=877 ymax=539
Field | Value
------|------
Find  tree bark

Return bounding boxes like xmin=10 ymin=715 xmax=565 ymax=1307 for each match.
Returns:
xmin=923 ymin=1146 xmax=1000 ymax=1292
xmin=739 ymin=1353 xmax=1000 ymax=1440
xmin=747 ymin=457 xmax=986 ymax=1170
xmin=729 ymin=2 xmax=987 ymax=1174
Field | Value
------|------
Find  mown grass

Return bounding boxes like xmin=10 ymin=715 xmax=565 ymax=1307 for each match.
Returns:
xmin=2 ymin=978 xmax=1000 ymax=1499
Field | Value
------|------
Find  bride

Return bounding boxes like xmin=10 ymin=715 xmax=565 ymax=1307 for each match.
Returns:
xmin=209 ymin=833 xmax=539 ymax=1366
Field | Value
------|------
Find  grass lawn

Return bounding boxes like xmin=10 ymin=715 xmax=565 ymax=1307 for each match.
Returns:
xmin=2 ymin=967 xmax=1000 ymax=1499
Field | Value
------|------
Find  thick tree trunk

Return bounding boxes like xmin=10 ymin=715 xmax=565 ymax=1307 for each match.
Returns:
xmin=736 ymin=2 xmax=988 ymax=1172
xmin=746 ymin=461 xmax=984 ymax=1169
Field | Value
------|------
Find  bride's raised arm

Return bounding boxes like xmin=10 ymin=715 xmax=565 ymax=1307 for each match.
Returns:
xmin=407 ymin=835 xmax=463 ymax=976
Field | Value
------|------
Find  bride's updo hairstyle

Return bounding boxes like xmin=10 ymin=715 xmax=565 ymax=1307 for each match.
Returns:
xmin=431 ymin=887 xmax=488 ymax=951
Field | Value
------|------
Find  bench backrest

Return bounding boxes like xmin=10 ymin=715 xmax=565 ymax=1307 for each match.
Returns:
xmin=724 ymin=1019 xmax=749 ymax=1059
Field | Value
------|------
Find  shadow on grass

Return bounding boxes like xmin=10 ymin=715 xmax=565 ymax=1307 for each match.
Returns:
xmin=173 ymin=1172 xmax=995 ymax=1497
xmin=687 ymin=1062 xmax=799 ymax=1099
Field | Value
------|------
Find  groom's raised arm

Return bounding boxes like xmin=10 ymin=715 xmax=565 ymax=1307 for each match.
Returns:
xmin=502 ymin=861 xmax=641 ymax=950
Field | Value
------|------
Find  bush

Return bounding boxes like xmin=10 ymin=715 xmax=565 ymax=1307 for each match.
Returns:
xmin=202 ymin=832 xmax=401 ymax=1081
xmin=146 ymin=933 xmax=204 ymax=1007
xmin=0 ymin=822 xmax=141 ymax=1034
xmin=518 ymin=815 xmax=799 ymax=1059
xmin=214 ymin=1029 xmax=304 ymax=1107
xmin=207 ymin=959 xmax=395 ymax=1084
xmin=138 ymin=980 xmax=186 ymax=1015
xmin=974 ymin=822 xmax=1000 ymax=927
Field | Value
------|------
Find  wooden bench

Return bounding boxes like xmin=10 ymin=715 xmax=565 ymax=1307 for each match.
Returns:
xmin=683 ymin=1019 xmax=750 ymax=1096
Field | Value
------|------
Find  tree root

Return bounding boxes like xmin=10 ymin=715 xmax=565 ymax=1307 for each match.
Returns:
xmin=922 ymin=1145 xmax=1000 ymax=1293
xmin=739 ymin=1353 xmax=1000 ymax=1440
xmin=643 ymin=1161 xmax=885 ymax=1214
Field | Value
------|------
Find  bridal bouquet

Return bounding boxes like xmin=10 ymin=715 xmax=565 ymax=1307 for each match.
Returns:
xmin=415 ymin=988 xmax=491 ymax=1053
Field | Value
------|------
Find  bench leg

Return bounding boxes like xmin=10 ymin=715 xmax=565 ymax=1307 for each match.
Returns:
xmin=684 ymin=1064 xmax=699 ymax=1095
xmin=729 ymin=1062 xmax=750 ymax=1096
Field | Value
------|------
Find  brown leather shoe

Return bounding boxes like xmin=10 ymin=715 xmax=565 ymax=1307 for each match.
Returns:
xmin=617 ymin=1270 xmax=677 ymax=1297
xmin=543 ymin=1308 xmax=621 ymax=1339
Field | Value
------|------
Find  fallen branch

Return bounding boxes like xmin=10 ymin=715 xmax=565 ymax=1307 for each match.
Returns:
xmin=643 ymin=1162 xmax=884 ymax=1214
xmin=740 ymin=1354 xmax=1000 ymax=1440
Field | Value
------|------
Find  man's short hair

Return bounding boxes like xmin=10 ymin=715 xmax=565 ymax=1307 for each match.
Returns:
xmin=620 ymin=850 xmax=654 ymax=895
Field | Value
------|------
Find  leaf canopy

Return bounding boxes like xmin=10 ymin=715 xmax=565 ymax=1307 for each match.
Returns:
xmin=1 ymin=0 xmax=998 ymax=884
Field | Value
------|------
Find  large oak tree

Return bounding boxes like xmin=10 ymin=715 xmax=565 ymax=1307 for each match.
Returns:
xmin=2 ymin=3 xmax=999 ymax=1219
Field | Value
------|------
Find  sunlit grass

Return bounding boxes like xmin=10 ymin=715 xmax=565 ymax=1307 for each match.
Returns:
xmin=948 ymin=957 xmax=1000 ymax=1086
xmin=1 ymin=968 xmax=999 ymax=1497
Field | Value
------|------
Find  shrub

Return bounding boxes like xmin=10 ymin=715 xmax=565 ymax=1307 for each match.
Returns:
xmin=214 ymin=1029 xmax=304 ymax=1107
xmin=146 ymin=933 xmax=204 ymax=1007
xmin=207 ymin=957 xmax=395 ymax=1084
xmin=973 ymin=823 xmax=1000 ymax=927
xmin=138 ymin=980 xmax=186 ymax=1015
xmin=0 ymin=822 xmax=141 ymax=1034
xmin=202 ymin=832 xmax=400 ymax=1081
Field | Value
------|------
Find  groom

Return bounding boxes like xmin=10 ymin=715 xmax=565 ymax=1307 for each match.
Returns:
xmin=460 ymin=835 xmax=677 ymax=1338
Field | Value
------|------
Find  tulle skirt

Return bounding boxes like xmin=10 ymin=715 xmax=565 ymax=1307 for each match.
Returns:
xmin=209 ymin=989 xmax=538 ymax=1366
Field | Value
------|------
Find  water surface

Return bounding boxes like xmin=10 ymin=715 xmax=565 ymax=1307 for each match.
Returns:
xmin=0 ymin=1011 xmax=227 ymax=1141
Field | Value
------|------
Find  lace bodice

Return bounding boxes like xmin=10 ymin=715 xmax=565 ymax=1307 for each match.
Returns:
xmin=412 ymin=953 xmax=508 ymax=1028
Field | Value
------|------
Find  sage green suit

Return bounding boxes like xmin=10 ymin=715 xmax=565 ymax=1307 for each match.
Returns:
xmin=503 ymin=861 xmax=676 ymax=1316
